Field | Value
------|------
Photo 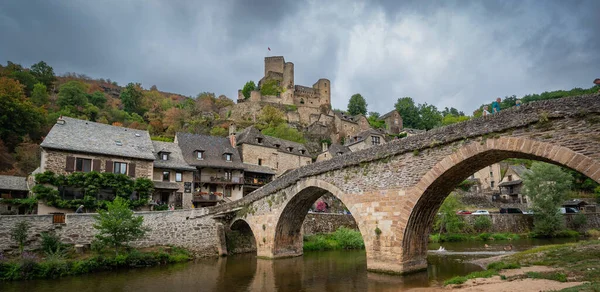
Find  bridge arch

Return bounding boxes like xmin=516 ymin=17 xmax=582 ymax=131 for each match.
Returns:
xmin=272 ymin=178 xmax=369 ymax=258
xmin=227 ymin=218 xmax=257 ymax=254
xmin=402 ymin=136 xmax=600 ymax=267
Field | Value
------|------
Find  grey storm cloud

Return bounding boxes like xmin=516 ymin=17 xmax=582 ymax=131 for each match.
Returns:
xmin=1 ymin=0 xmax=598 ymax=114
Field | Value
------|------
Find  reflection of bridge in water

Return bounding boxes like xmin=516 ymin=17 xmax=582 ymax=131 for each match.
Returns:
xmin=208 ymin=93 xmax=600 ymax=274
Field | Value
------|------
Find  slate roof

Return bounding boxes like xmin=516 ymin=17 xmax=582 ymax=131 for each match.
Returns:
xmin=176 ymin=132 xmax=245 ymax=170
xmin=346 ymin=129 xmax=386 ymax=146
xmin=152 ymin=141 xmax=196 ymax=171
xmin=321 ymin=143 xmax=351 ymax=157
xmin=236 ymin=126 xmax=312 ymax=158
xmin=510 ymin=165 xmax=531 ymax=178
xmin=0 ymin=175 xmax=29 ymax=191
xmin=243 ymin=163 xmax=276 ymax=175
xmin=41 ymin=117 xmax=155 ymax=160
xmin=498 ymin=179 xmax=522 ymax=187
xmin=334 ymin=111 xmax=359 ymax=123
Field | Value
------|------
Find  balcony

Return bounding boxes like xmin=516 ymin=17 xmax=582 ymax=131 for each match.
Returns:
xmin=192 ymin=192 xmax=221 ymax=202
xmin=193 ymin=174 xmax=243 ymax=184
xmin=244 ymin=177 xmax=271 ymax=186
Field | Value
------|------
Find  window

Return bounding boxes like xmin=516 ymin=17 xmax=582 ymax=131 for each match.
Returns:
xmin=337 ymin=152 xmax=343 ymax=156
xmin=258 ymin=159 xmax=262 ymax=166
xmin=75 ymin=158 xmax=92 ymax=172
xmin=300 ymin=150 xmax=305 ymax=154
xmin=176 ymin=172 xmax=182 ymax=182
xmin=163 ymin=171 xmax=170 ymax=182
xmin=508 ymin=175 xmax=513 ymax=181
xmin=372 ymin=136 xmax=381 ymax=145
xmin=161 ymin=153 xmax=169 ymax=160
xmin=224 ymin=171 xmax=232 ymax=180
xmin=256 ymin=137 xmax=263 ymax=144
xmin=196 ymin=151 xmax=204 ymax=160
xmin=491 ymin=181 xmax=495 ymax=188
xmin=225 ymin=153 xmax=232 ymax=161
xmin=287 ymin=147 xmax=293 ymax=152
xmin=490 ymin=171 xmax=493 ymax=177
xmin=274 ymin=144 xmax=280 ymax=148
xmin=394 ymin=118 xmax=399 ymax=125
xmin=113 ymin=162 xmax=127 ymax=174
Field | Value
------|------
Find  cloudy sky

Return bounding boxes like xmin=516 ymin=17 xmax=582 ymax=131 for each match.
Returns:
xmin=1 ymin=0 xmax=598 ymax=114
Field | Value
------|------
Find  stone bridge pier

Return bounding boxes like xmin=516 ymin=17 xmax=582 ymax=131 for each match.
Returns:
xmin=210 ymin=93 xmax=600 ymax=274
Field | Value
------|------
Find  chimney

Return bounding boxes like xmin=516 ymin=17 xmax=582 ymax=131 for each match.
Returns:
xmin=229 ymin=124 xmax=237 ymax=148
xmin=322 ymin=142 xmax=328 ymax=152
xmin=56 ymin=115 xmax=65 ymax=125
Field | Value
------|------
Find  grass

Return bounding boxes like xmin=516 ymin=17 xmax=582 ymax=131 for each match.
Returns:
xmin=303 ymin=227 xmax=364 ymax=251
xmin=444 ymin=269 xmax=499 ymax=286
xmin=525 ymin=271 xmax=568 ymax=282
xmin=558 ymin=282 xmax=600 ymax=292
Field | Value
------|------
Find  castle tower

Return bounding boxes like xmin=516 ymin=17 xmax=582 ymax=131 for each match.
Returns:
xmin=313 ymin=78 xmax=331 ymax=106
xmin=264 ymin=56 xmax=285 ymax=76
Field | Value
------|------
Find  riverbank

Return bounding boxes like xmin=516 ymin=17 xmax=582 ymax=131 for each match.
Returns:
xmin=429 ymin=229 xmax=588 ymax=243
xmin=303 ymin=227 xmax=364 ymax=251
xmin=0 ymin=246 xmax=192 ymax=281
xmin=443 ymin=239 xmax=600 ymax=291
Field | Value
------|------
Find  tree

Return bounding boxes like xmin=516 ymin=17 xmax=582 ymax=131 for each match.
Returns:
xmin=9 ymin=71 xmax=38 ymax=96
xmin=120 ymin=82 xmax=144 ymax=114
xmin=367 ymin=111 xmax=385 ymax=129
xmin=93 ymin=197 xmax=149 ymax=255
xmin=57 ymin=81 xmax=88 ymax=108
xmin=434 ymin=194 xmax=464 ymax=234
xmin=522 ymin=162 xmax=573 ymax=237
xmin=30 ymin=83 xmax=49 ymax=106
xmin=242 ymin=81 xmax=256 ymax=99
xmin=30 ymin=61 xmax=56 ymax=89
xmin=347 ymin=93 xmax=367 ymax=116
xmin=394 ymin=97 xmax=420 ymax=129
xmin=88 ymin=91 xmax=107 ymax=108
xmin=258 ymin=105 xmax=285 ymax=127
xmin=209 ymin=126 xmax=228 ymax=137
xmin=10 ymin=220 xmax=31 ymax=254
xmin=261 ymin=123 xmax=305 ymax=143
xmin=260 ymin=79 xmax=282 ymax=96
xmin=441 ymin=114 xmax=470 ymax=126
xmin=417 ymin=103 xmax=442 ymax=130
xmin=0 ymin=77 xmax=44 ymax=150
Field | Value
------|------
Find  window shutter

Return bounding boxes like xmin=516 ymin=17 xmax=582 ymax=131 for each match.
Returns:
xmin=128 ymin=163 xmax=136 ymax=177
xmin=65 ymin=156 xmax=75 ymax=172
xmin=92 ymin=159 xmax=101 ymax=172
xmin=105 ymin=160 xmax=113 ymax=173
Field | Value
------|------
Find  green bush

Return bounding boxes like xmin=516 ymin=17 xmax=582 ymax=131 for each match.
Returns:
xmin=526 ymin=271 xmax=567 ymax=282
xmin=40 ymin=232 xmax=68 ymax=256
xmin=487 ymin=261 xmax=521 ymax=270
xmin=303 ymin=227 xmax=364 ymax=251
xmin=472 ymin=216 xmax=492 ymax=232
xmin=572 ymin=213 xmax=588 ymax=230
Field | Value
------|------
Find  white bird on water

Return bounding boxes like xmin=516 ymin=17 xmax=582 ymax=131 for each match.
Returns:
xmin=438 ymin=246 xmax=446 ymax=252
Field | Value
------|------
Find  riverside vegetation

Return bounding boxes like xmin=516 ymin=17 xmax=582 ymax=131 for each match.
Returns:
xmin=443 ymin=239 xmax=600 ymax=291
xmin=0 ymin=197 xmax=192 ymax=281
xmin=303 ymin=227 xmax=365 ymax=251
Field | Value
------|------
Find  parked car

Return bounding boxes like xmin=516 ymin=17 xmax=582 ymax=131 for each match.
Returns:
xmin=456 ymin=210 xmax=472 ymax=215
xmin=472 ymin=210 xmax=490 ymax=215
xmin=560 ymin=207 xmax=579 ymax=214
xmin=499 ymin=208 xmax=523 ymax=214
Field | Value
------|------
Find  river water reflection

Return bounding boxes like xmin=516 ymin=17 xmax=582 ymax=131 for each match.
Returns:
xmin=0 ymin=238 xmax=577 ymax=292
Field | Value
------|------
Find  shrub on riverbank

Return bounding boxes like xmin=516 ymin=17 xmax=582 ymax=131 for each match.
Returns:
xmin=0 ymin=246 xmax=191 ymax=281
xmin=304 ymin=227 xmax=364 ymax=251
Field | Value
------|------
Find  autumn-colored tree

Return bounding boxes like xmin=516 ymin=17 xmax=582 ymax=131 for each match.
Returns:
xmin=196 ymin=92 xmax=216 ymax=113
xmin=9 ymin=71 xmax=38 ymax=96
xmin=0 ymin=77 xmax=44 ymax=150
xmin=258 ymin=105 xmax=285 ymax=127
xmin=13 ymin=140 xmax=40 ymax=176
xmin=0 ymin=140 xmax=16 ymax=173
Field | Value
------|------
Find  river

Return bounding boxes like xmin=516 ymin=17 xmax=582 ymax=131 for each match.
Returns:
xmin=0 ymin=238 xmax=578 ymax=292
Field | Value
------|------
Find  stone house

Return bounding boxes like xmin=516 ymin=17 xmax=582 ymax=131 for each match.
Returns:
xmin=235 ymin=126 xmax=312 ymax=176
xmin=316 ymin=143 xmax=351 ymax=162
xmin=151 ymin=141 xmax=196 ymax=209
xmin=0 ymin=175 xmax=30 ymax=215
xmin=469 ymin=163 xmax=503 ymax=191
xmin=40 ymin=117 xmax=155 ymax=179
xmin=345 ymin=129 xmax=387 ymax=152
xmin=498 ymin=165 xmax=531 ymax=204
xmin=379 ymin=110 xmax=403 ymax=135
xmin=37 ymin=117 xmax=156 ymax=213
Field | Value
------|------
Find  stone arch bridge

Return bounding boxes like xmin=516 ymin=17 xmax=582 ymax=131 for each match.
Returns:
xmin=206 ymin=93 xmax=600 ymax=274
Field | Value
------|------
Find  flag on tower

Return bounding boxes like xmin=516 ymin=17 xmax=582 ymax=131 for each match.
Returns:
xmin=268 ymin=47 xmax=271 ymax=51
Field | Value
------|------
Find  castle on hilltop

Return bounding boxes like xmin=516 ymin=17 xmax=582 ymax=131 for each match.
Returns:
xmin=238 ymin=56 xmax=332 ymax=124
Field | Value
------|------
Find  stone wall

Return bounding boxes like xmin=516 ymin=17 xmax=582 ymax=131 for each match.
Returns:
xmin=302 ymin=213 xmax=358 ymax=235
xmin=463 ymin=213 xmax=600 ymax=233
xmin=0 ymin=209 xmax=222 ymax=256
xmin=239 ymin=144 xmax=311 ymax=176
xmin=42 ymin=148 xmax=153 ymax=179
